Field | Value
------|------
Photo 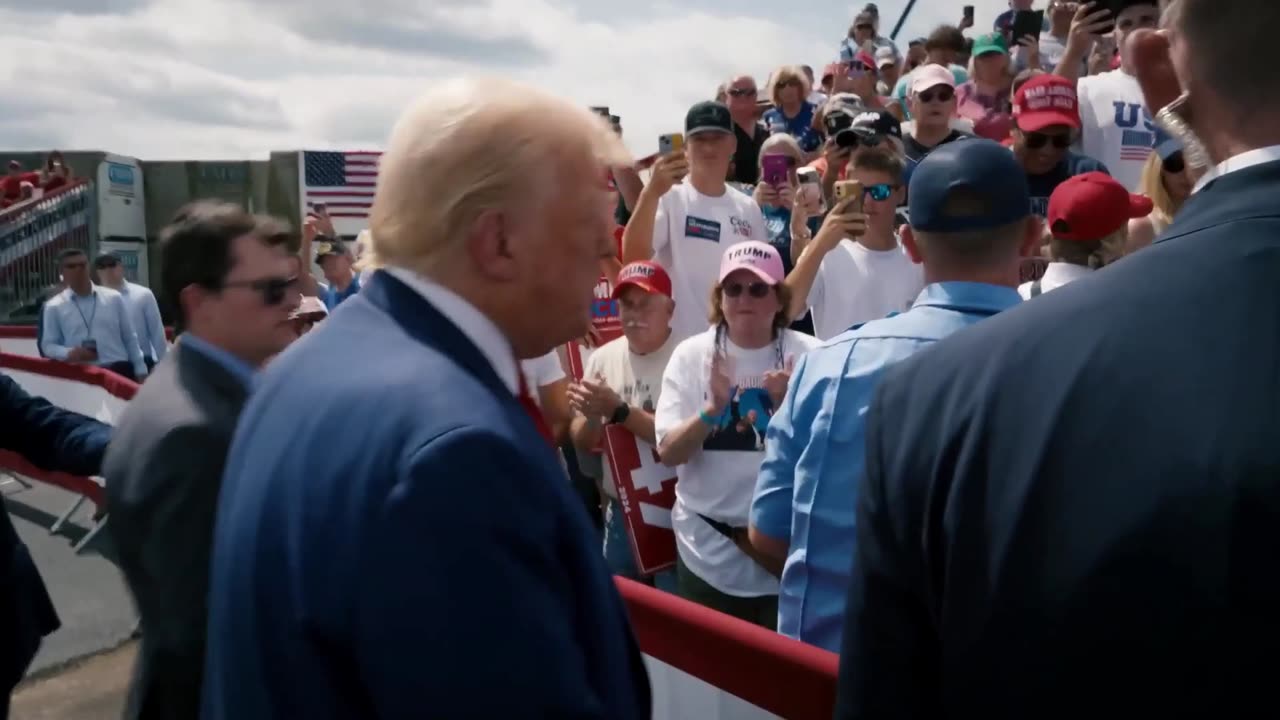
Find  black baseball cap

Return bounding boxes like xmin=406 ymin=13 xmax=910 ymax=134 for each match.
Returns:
xmin=685 ymin=101 xmax=733 ymax=137
xmin=850 ymin=109 xmax=902 ymax=141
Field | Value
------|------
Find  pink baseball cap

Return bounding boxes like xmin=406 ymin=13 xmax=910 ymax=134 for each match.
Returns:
xmin=910 ymin=64 xmax=956 ymax=95
xmin=719 ymin=241 xmax=785 ymax=285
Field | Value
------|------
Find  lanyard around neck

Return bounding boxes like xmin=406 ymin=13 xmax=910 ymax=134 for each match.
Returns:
xmin=73 ymin=291 xmax=98 ymax=336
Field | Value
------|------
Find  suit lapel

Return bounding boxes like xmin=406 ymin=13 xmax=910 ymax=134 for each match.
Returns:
xmin=359 ymin=271 xmax=513 ymax=403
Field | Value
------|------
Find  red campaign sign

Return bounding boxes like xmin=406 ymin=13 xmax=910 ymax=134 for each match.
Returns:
xmin=591 ymin=275 xmax=623 ymax=345
xmin=603 ymin=424 xmax=678 ymax=576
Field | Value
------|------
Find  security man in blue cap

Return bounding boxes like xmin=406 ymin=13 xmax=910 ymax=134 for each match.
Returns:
xmin=749 ymin=139 xmax=1041 ymax=653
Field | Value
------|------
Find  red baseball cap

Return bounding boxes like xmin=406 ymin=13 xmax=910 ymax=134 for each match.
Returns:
xmin=611 ymin=261 xmax=672 ymax=299
xmin=1014 ymin=74 xmax=1080 ymax=132
xmin=1048 ymin=172 xmax=1153 ymax=242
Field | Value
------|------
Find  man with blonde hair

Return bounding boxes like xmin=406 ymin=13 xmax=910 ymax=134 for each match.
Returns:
xmin=202 ymin=76 xmax=651 ymax=719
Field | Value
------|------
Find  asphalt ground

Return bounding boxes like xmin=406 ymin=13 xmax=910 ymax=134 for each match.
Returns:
xmin=4 ymin=477 xmax=137 ymax=718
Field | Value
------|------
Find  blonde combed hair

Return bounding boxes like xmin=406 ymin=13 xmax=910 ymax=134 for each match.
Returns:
xmin=768 ymin=65 xmax=812 ymax=107
xmin=369 ymin=76 xmax=631 ymax=275
xmin=1138 ymin=151 xmax=1178 ymax=228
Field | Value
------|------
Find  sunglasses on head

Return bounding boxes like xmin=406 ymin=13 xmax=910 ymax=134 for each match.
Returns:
xmin=863 ymin=183 xmax=897 ymax=201
xmin=722 ymin=280 xmax=772 ymax=299
xmin=1024 ymin=132 xmax=1073 ymax=150
xmin=1162 ymin=151 xmax=1185 ymax=174
xmin=917 ymin=87 xmax=954 ymax=103
xmin=220 ymin=275 xmax=299 ymax=306
xmin=728 ymin=87 xmax=756 ymax=97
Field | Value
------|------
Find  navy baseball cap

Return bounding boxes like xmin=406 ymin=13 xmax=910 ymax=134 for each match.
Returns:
xmin=908 ymin=139 xmax=1030 ymax=233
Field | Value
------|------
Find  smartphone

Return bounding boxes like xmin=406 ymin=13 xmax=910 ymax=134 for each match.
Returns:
xmin=834 ymin=180 xmax=864 ymax=213
xmin=963 ymin=5 xmax=974 ymax=22
xmin=761 ymin=154 xmax=790 ymax=186
xmin=658 ymin=133 xmax=684 ymax=156
xmin=311 ymin=202 xmax=327 ymax=215
xmin=1012 ymin=9 xmax=1045 ymax=43
xmin=797 ymin=168 xmax=825 ymax=212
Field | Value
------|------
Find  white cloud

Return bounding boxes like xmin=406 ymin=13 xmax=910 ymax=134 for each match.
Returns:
xmin=0 ymin=0 xmax=1015 ymax=161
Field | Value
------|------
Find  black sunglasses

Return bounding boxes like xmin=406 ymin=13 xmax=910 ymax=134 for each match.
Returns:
xmin=1024 ymin=132 xmax=1073 ymax=150
xmin=722 ymin=281 xmax=771 ymax=299
xmin=221 ymin=275 xmax=299 ymax=306
xmin=917 ymin=87 xmax=954 ymax=103
xmin=727 ymin=87 xmax=757 ymax=97
xmin=1163 ymin=151 xmax=1185 ymax=174
xmin=856 ymin=23 xmax=874 ymax=31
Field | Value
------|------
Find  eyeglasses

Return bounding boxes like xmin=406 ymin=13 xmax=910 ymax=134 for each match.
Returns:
xmin=727 ymin=87 xmax=757 ymax=97
xmin=1023 ymin=132 xmax=1073 ymax=150
xmin=220 ymin=275 xmax=299 ymax=306
xmin=917 ymin=87 xmax=954 ymax=103
xmin=722 ymin=281 xmax=772 ymax=299
xmin=856 ymin=23 xmax=874 ymax=31
xmin=61 ymin=261 xmax=87 ymax=270
xmin=1162 ymin=151 xmax=1185 ymax=174
xmin=863 ymin=183 xmax=898 ymax=201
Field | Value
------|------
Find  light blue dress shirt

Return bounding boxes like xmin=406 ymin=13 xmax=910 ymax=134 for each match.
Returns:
xmin=116 ymin=281 xmax=168 ymax=363
xmin=40 ymin=285 xmax=147 ymax=378
xmin=178 ymin=333 xmax=256 ymax=390
xmin=750 ymin=282 xmax=1022 ymax=652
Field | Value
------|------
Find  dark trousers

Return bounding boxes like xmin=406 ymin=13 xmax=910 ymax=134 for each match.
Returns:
xmin=675 ymin=554 xmax=778 ymax=630
xmin=101 ymin=361 xmax=137 ymax=382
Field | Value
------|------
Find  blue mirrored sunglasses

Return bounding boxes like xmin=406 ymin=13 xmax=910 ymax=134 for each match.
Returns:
xmin=863 ymin=183 xmax=896 ymax=201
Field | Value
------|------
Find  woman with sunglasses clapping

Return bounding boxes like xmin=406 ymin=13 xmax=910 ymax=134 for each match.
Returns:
xmin=654 ymin=241 xmax=820 ymax=628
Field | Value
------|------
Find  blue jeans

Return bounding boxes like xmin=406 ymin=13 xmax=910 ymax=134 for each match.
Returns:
xmin=603 ymin=498 xmax=677 ymax=593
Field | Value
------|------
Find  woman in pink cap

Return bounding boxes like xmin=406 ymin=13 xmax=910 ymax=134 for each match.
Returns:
xmin=653 ymin=241 xmax=819 ymax=627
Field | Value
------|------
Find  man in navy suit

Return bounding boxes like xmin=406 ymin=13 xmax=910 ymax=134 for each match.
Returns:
xmin=835 ymin=2 xmax=1280 ymax=717
xmin=202 ymin=77 xmax=650 ymax=719
xmin=1 ymin=374 xmax=111 ymax=720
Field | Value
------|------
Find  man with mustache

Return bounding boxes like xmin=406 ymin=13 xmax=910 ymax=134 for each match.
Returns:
xmin=568 ymin=261 xmax=679 ymax=590
xmin=833 ymin=1 xmax=1280 ymax=717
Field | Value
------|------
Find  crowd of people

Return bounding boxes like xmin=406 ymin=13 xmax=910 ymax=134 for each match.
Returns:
xmin=0 ymin=152 xmax=75 ymax=210
xmin=4 ymin=0 xmax=1280 ymax=717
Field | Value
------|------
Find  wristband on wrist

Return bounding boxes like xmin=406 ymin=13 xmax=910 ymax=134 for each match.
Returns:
xmin=698 ymin=409 xmax=719 ymax=426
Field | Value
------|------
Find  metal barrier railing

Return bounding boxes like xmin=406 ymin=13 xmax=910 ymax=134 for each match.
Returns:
xmin=0 ymin=180 xmax=95 ymax=321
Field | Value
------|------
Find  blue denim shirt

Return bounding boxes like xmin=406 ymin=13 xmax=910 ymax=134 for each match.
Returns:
xmin=750 ymin=281 xmax=1022 ymax=652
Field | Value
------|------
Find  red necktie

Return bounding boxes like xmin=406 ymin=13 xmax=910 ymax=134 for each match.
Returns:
xmin=516 ymin=359 xmax=556 ymax=448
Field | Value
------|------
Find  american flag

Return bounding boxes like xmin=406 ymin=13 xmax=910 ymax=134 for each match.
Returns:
xmin=300 ymin=150 xmax=381 ymax=219
xmin=1119 ymin=129 xmax=1156 ymax=162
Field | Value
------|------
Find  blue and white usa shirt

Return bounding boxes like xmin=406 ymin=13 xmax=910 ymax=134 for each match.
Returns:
xmin=1077 ymin=69 xmax=1154 ymax=192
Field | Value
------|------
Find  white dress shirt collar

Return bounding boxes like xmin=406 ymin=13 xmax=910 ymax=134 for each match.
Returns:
xmin=382 ymin=267 xmax=520 ymax=395
xmin=1192 ymin=144 xmax=1280 ymax=195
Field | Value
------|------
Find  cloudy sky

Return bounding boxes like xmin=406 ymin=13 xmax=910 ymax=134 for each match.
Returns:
xmin=0 ymin=0 xmax=1016 ymax=161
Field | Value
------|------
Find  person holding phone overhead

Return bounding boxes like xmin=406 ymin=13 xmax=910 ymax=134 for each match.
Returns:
xmin=833 ymin=0 xmax=1280 ymax=715
xmin=622 ymin=101 xmax=767 ymax=343
xmin=1067 ymin=0 xmax=1162 ymax=190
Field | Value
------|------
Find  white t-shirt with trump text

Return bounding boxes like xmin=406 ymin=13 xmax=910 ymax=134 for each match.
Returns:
xmin=651 ymin=182 xmax=767 ymax=343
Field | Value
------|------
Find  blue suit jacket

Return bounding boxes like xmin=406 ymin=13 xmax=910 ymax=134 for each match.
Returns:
xmin=1 ymin=373 xmax=111 ymax=708
xmin=834 ymin=159 xmax=1280 ymax=719
xmin=202 ymin=272 xmax=650 ymax=720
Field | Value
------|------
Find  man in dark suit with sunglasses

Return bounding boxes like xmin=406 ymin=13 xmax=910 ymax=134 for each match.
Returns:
xmin=1011 ymin=73 xmax=1108 ymax=217
xmin=103 ymin=202 xmax=300 ymax=720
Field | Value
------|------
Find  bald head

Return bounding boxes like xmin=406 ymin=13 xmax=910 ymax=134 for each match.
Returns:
xmin=370 ymin=76 xmax=630 ymax=275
